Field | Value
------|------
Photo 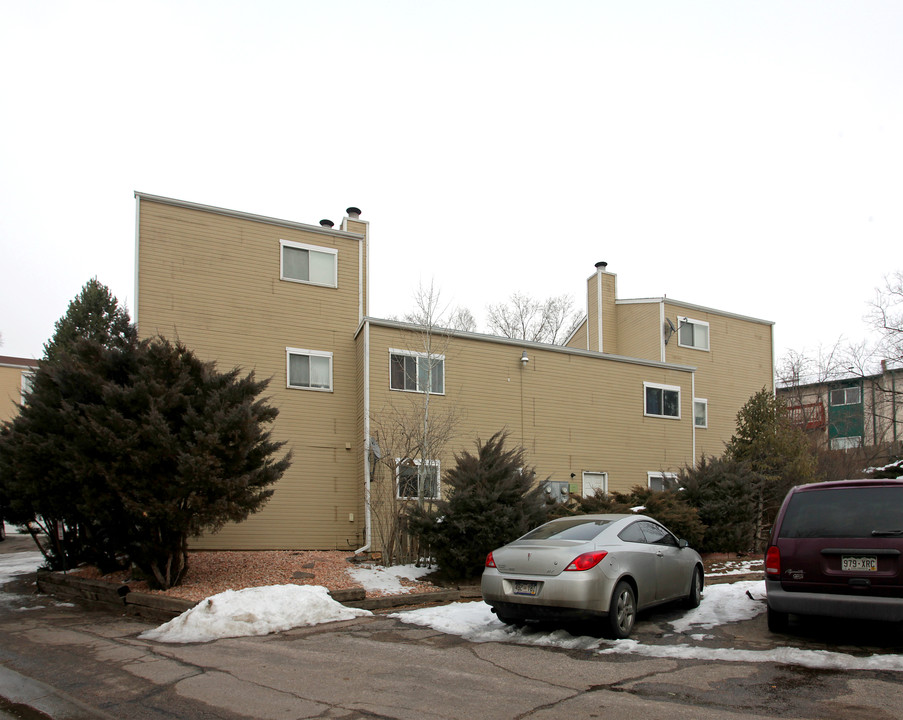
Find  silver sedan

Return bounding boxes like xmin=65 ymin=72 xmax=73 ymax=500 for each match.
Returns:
xmin=481 ymin=514 xmax=704 ymax=638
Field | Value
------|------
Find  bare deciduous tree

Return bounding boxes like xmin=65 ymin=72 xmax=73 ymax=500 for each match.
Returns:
xmin=369 ymin=281 xmax=460 ymax=565
xmin=486 ymin=292 xmax=581 ymax=345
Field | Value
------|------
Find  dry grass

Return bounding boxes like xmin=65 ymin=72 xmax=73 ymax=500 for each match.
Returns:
xmin=72 ymin=550 xmax=442 ymax=603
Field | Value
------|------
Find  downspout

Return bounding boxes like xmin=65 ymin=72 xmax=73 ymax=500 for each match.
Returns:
xmin=133 ymin=194 xmax=141 ymax=325
xmin=691 ymin=372 xmax=696 ymax=461
xmin=355 ymin=320 xmax=372 ymax=555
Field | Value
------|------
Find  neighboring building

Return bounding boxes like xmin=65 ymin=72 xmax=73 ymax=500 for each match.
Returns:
xmin=135 ymin=193 xmax=774 ymax=551
xmin=778 ymin=362 xmax=902 ymax=459
xmin=0 ymin=356 xmax=37 ymax=425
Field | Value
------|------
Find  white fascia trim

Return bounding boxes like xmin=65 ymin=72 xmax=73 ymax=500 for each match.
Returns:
xmin=134 ymin=191 xmax=364 ymax=240
xmin=356 ymin=320 xmax=372 ymax=555
xmin=596 ymin=270 xmax=603 ymax=352
xmin=134 ymin=195 xmax=141 ymax=324
xmin=617 ymin=296 xmax=773 ymax=327
xmin=359 ymin=317 xmax=696 ymax=374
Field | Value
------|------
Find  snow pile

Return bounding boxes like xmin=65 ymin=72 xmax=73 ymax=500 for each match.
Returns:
xmin=139 ymin=585 xmax=371 ymax=643
xmin=347 ymin=563 xmax=435 ymax=595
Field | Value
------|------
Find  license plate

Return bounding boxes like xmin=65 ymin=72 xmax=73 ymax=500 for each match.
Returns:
xmin=513 ymin=580 xmax=538 ymax=596
xmin=842 ymin=556 xmax=877 ymax=572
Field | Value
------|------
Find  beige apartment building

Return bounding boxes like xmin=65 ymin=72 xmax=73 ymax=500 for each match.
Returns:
xmin=0 ymin=356 xmax=37 ymax=425
xmin=135 ymin=193 xmax=774 ymax=551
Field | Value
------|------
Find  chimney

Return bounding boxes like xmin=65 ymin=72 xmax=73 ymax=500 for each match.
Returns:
xmin=587 ymin=261 xmax=616 ymax=353
xmin=319 ymin=219 xmax=334 ymax=228
xmin=346 ymin=207 xmax=362 ymax=220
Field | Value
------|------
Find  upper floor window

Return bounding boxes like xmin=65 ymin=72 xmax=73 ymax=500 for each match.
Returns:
xmin=829 ymin=386 xmax=861 ymax=406
xmin=390 ymin=349 xmax=444 ymax=394
xmin=396 ymin=458 xmax=440 ymax=500
xmin=280 ymin=240 xmax=337 ymax=287
xmin=286 ymin=348 xmax=333 ymax=391
xmin=694 ymin=399 xmax=708 ymax=428
xmin=644 ymin=382 xmax=680 ymax=419
xmin=648 ymin=472 xmax=679 ymax=492
xmin=20 ymin=371 xmax=35 ymax=404
xmin=678 ymin=317 xmax=709 ymax=351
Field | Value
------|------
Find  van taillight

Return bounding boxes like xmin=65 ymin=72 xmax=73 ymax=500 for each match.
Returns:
xmin=765 ymin=546 xmax=781 ymax=577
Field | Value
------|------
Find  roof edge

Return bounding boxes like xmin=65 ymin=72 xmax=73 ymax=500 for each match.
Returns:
xmin=357 ymin=317 xmax=696 ymax=373
xmin=134 ymin=192 xmax=365 ymax=240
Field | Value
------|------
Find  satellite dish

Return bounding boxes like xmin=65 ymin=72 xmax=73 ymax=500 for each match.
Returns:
xmin=664 ymin=318 xmax=676 ymax=345
xmin=369 ymin=437 xmax=382 ymax=459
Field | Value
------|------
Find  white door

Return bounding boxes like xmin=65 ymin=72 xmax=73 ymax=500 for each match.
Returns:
xmin=582 ymin=472 xmax=608 ymax=497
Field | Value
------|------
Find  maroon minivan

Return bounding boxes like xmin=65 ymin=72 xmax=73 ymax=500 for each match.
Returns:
xmin=765 ymin=478 xmax=903 ymax=632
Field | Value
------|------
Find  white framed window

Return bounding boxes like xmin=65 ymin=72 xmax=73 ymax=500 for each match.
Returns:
xmin=396 ymin=458 xmax=440 ymax=500
xmin=20 ymin=371 xmax=35 ymax=404
xmin=389 ymin=349 xmax=444 ymax=394
xmin=648 ymin=472 xmax=679 ymax=492
xmin=678 ymin=317 xmax=709 ymax=351
xmin=582 ymin=471 xmax=608 ymax=498
xmin=644 ymin=382 xmax=681 ymax=419
xmin=286 ymin=348 xmax=333 ymax=391
xmin=280 ymin=240 xmax=337 ymax=287
xmin=829 ymin=386 xmax=861 ymax=406
xmin=694 ymin=399 xmax=708 ymax=428
xmin=830 ymin=436 xmax=862 ymax=450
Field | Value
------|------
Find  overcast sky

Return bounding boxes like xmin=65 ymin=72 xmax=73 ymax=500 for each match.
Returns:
xmin=1 ymin=1 xmax=900 ymax=365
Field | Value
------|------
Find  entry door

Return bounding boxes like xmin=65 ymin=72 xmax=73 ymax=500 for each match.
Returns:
xmin=582 ymin=472 xmax=608 ymax=498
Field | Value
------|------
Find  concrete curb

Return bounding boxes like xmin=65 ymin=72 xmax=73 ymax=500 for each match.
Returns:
xmin=0 ymin=665 xmax=116 ymax=720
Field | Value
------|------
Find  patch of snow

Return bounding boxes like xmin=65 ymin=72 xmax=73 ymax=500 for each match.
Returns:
xmin=347 ymin=563 xmax=434 ymax=595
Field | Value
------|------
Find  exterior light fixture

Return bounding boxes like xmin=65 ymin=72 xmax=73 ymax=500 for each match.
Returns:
xmin=520 ymin=351 xmax=529 ymax=366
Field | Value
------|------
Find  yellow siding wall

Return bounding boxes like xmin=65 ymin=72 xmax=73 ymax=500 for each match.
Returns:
xmin=137 ymin=198 xmax=366 ymax=549
xmin=661 ymin=303 xmax=774 ymax=459
xmin=366 ymin=324 xmax=696 ymax=500
xmin=613 ymin=302 xmax=662 ymax=362
xmin=0 ymin=364 xmax=30 ymax=424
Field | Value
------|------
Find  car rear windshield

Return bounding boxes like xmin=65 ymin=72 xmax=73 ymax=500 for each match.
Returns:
xmin=522 ymin=518 xmax=612 ymax=541
xmin=779 ymin=486 xmax=903 ymax=539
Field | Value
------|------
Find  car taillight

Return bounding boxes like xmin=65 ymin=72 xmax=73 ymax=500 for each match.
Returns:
xmin=485 ymin=552 xmax=496 ymax=568
xmin=565 ymin=551 xmax=608 ymax=571
xmin=765 ymin=546 xmax=781 ymax=577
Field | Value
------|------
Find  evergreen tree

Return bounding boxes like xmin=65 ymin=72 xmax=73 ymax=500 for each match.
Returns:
xmin=0 ymin=279 xmax=291 ymax=587
xmin=409 ymin=431 xmax=549 ymax=580
xmin=678 ymin=455 xmax=761 ymax=553
xmin=560 ymin=485 xmax=705 ymax=549
xmin=42 ymin=278 xmax=132 ymax=362
xmin=723 ymin=388 xmax=818 ymax=550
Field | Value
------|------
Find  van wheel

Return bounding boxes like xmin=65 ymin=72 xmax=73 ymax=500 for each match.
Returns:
xmin=606 ymin=581 xmax=636 ymax=639
xmin=767 ymin=605 xmax=788 ymax=633
xmin=684 ymin=567 xmax=703 ymax=608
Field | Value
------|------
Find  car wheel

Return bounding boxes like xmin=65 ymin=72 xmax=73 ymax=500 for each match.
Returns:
xmin=684 ymin=567 xmax=703 ymax=608
xmin=606 ymin=580 xmax=636 ymax=639
xmin=767 ymin=605 xmax=788 ymax=633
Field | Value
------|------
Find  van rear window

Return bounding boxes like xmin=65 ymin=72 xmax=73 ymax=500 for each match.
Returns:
xmin=779 ymin=487 xmax=903 ymax=538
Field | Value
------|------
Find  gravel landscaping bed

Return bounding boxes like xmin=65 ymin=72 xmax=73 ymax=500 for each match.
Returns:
xmin=71 ymin=550 xmax=443 ymax=603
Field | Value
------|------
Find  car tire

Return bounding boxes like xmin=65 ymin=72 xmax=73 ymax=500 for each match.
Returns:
xmin=684 ymin=567 xmax=703 ymax=608
xmin=767 ymin=604 xmax=788 ymax=633
xmin=606 ymin=580 xmax=636 ymax=639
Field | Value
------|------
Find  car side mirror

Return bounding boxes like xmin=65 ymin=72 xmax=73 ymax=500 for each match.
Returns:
xmin=678 ymin=539 xmax=689 ymax=548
